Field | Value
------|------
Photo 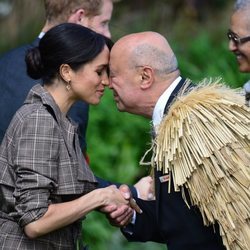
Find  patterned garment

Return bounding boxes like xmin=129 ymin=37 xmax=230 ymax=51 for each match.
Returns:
xmin=0 ymin=84 xmax=97 ymax=249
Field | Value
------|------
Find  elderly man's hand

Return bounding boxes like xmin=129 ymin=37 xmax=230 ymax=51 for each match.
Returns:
xmin=99 ymin=184 xmax=142 ymax=227
xmin=134 ymin=176 xmax=155 ymax=200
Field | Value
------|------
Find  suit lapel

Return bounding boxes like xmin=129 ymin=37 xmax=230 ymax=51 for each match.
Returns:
xmin=155 ymin=77 xmax=193 ymax=218
xmin=164 ymin=77 xmax=186 ymax=114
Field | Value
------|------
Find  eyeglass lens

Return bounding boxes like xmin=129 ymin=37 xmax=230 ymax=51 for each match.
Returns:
xmin=227 ymin=30 xmax=250 ymax=45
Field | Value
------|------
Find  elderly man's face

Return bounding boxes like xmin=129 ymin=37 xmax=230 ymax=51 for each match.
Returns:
xmin=228 ymin=10 xmax=250 ymax=72
xmin=108 ymin=48 xmax=142 ymax=114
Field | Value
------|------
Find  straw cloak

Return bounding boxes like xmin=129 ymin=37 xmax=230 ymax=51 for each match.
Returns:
xmin=147 ymin=78 xmax=250 ymax=250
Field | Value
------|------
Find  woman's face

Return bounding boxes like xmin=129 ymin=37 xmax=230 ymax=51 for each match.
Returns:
xmin=70 ymin=45 xmax=110 ymax=105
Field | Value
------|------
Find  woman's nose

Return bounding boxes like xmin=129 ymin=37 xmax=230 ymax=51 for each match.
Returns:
xmin=101 ymin=79 xmax=109 ymax=86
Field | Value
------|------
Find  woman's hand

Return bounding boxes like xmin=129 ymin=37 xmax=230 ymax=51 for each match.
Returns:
xmin=24 ymin=185 xmax=129 ymax=238
xmin=97 ymin=185 xmax=130 ymax=207
xmin=99 ymin=184 xmax=142 ymax=227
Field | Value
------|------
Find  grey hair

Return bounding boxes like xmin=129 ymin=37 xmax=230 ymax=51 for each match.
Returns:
xmin=130 ymin=44 xmax=178 ymax=77
xmin=234 ymin=0 xmax=250 ymax=11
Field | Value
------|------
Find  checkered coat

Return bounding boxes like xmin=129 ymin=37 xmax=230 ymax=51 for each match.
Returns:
xmin=0 ymin=84 xmax=97 ymax=249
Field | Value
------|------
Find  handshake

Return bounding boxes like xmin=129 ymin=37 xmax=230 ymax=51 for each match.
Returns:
xmin=99 ymin=176 xmax=154 ymax=227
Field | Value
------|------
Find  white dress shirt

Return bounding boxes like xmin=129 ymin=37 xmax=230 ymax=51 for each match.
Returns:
xmin=152 ymin=76 xmax=182 ymax=132
xmin=38 ymin=32 xmax=45 ymax=39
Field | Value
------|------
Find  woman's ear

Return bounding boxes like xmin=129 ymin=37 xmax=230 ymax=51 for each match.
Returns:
xmin=59 ymin=64 xmax=72 ymax=83
xmin=140 ymin=66 xmax=154 ymax=90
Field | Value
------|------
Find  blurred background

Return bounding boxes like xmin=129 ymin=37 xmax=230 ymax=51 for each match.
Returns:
xmin=0 ymin=0 xmax=248 ymax=249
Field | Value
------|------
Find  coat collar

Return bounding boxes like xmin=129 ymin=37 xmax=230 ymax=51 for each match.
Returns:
xmin=24 ymin=84 xmax=78 ymax=157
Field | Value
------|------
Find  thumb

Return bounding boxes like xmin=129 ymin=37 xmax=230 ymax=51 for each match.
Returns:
xmin=119 ymin=184 xmax=131 ymax=200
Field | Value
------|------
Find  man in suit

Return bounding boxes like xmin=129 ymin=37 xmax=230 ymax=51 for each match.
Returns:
xmin=0 ymin=0 xmax=153 ymax=200
xmin=107 ymin=31 xmax=227 ymax=249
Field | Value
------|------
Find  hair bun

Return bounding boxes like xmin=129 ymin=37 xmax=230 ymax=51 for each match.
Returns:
xmin=25 ymin=47 xmax=44 ymax=79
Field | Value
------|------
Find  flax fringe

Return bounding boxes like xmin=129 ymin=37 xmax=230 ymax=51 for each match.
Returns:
xmin=146 ymin=78 xmax=250 ymax=250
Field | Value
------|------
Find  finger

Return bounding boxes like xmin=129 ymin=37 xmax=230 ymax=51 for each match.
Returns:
xmin=109 ymin=210 xmax=133 ymax=227
xmin=108 ymin=205 xmax=130 ymax=219
xmin=119 ymin=184 xmax=131 ymax=200
xmin=99 ymin=204 xmax=117 ymax=213
xmin=118 ymin=214 xmax=133 ymax=227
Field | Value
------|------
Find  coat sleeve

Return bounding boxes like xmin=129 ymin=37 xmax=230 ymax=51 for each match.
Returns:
xmin=13 ymin=109 xmax=60 ymax=227
xmin=122 ymin=198 xmax=165 ymax=243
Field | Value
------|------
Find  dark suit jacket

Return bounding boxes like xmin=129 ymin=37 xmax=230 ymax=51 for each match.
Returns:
xmin=0 ymin=38 xmax=137 ymax=196
xmin=123 ymin=78 xmax=226 ymax=250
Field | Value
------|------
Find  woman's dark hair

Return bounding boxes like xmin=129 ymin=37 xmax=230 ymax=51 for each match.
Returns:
xmin=25 ymin=23 xmax=113 ymax=83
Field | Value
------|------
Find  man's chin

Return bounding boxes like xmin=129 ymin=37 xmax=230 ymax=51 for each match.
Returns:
xmin=237 ymin=58 xmax=250 ymax=72
xmin=238 ymin=65 xmax=250 ymax=73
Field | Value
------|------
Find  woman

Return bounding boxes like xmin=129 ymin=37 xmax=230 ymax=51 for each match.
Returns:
xmin=0 ymin=23 xmax=129 ymax=249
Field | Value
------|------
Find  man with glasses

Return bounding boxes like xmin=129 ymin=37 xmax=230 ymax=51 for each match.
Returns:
xmin=227 ymin=30 xmax=250 ymax=48
xmin=228 ymin=0 xmax=250 ymax=106
xmin=228 ymin=0 xmax=250 ymax=73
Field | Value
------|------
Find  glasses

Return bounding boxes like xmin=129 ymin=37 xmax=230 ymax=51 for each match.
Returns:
xmin=227 ymin=30 xmax=250 ymax=45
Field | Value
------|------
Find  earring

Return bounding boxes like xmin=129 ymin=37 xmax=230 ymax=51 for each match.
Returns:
xmin=66 ymin=80 xmax=71 ymax=91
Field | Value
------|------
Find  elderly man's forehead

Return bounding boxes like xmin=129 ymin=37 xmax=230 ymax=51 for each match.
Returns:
xmin=111 ymin=41 xmax=129 ymax=58
xmin=115 ymin=32 xmax=169 ymax=52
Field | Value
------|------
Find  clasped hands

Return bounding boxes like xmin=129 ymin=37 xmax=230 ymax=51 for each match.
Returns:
xmin=99 ymin=176 xmax=154 ymax=227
